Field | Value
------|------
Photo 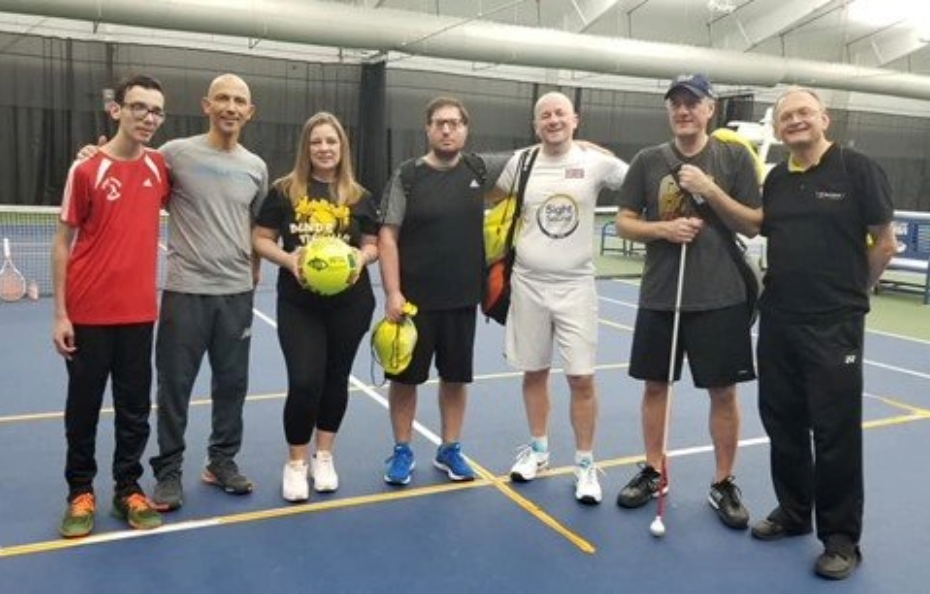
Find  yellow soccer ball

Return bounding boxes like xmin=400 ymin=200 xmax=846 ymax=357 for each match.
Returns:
xmin=299 ymin=236 xmax=357 ymax=296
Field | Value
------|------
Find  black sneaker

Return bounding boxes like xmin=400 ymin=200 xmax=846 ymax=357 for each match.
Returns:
xmin=616 ymin=462 xmax=665 ymax=508
xmin=815 ymin=545 xmax=862 ymax=580
xmin=750 ymin=507 xmax=812 ymax=541
xmin=202 ymin=459 xmax=254 ymax=495
xmin=708 ymin=476 xmax=750 ymax=529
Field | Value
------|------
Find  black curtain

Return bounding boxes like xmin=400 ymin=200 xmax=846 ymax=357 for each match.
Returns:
xmin=357 ymin=61 xmax=386 ymax=196
xmin=0 ymin=31 xmax=928 ymax=211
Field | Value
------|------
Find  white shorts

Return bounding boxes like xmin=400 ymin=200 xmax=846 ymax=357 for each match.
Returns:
xmin=505 ymin=273 xmax=598 ymax=376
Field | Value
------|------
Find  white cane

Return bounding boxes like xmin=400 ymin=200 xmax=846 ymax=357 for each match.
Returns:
xmin=650 ymin=241 xmax=688 ymax=538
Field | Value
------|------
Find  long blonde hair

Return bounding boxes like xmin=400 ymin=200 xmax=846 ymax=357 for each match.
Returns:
xmin=274 ymin=111 xmax=364 ymax=208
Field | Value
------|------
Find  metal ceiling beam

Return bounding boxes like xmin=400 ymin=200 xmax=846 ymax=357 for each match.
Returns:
xmin=846 ymin=25 xmax=929 ymax=68
xmin=563 ymin=0 xmax=620 ymax=33
xmin=2 ymin=0 xmax=930 ymax=100
xmin=712 ymin=0 xmax=834 ymax=51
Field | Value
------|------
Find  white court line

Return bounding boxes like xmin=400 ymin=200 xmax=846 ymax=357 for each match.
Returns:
xmin=867 ymin=327 xmax=930 ymax=345
xmin=595 ymin=294 xmax=930 ymax=380
xmin=864 ymin=360 xmax=930 ymax=381
xmin=252 ymin=304 xmax=445 ymax=447
xmin=598 ymin=295 xmax=638 ymax=308
xmin=348 ymin=376 xmax=443 ymax=446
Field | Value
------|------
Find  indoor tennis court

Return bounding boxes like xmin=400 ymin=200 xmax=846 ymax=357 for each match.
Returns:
xmin=3 ymin=1 xmax=930 ymax=592
xmin=1 ymin=262 xmax=928 ymax=593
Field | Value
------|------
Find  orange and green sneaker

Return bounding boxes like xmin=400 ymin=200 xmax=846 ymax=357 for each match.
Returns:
xmin=60 ymin=493 xmax=96 ymax=538
xmin=112 ymin=493 xmax=163 ymax=530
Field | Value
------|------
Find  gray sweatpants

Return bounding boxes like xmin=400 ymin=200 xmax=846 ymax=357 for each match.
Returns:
xmin=150 ymin=290 xmax=254 ymax=480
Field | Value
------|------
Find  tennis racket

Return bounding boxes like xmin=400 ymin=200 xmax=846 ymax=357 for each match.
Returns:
xmin=0 ymin=238 xmax=27 ymax=302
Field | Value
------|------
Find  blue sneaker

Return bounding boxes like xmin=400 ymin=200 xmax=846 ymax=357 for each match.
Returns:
xmin=384 ymin=443 xmax=416 ymax=485
xmin=433 ymin=442 xmax=476 ymax=482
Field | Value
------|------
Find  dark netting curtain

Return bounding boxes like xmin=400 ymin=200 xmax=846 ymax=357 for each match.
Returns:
xmin=0 ymin=33 xmax=363 ymax=206
xmin=1 ymin=31 xmax=929 ymax=210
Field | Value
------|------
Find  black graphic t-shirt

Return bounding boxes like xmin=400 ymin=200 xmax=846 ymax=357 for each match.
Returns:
xmin=256 ymin=178 xmax=379 ymax=305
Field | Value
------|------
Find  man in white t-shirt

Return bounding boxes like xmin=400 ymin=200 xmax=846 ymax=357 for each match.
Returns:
xmin=494 ymin=92 xmax=627 ymax=504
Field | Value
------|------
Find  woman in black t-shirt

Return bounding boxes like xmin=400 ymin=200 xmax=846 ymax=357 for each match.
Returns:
xmin=253 ymin=112 xmax=379 ymax=502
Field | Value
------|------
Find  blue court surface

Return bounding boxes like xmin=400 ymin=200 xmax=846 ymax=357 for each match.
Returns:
xmin=1 ymin=273 xmax=929 ymax=594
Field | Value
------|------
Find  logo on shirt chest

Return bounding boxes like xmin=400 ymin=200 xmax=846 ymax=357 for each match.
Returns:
xmin=565 ymin=167 xmax=585 ymax=179
xmin=102 ymin=177 xmax=123 ymax=201
xmin=537 ymin=193 xmax=580 ymax=239
xmin=815 ymin=190 xmax=846 ymax=201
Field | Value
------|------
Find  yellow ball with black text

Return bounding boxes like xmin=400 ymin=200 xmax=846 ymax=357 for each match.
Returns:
xmin=299 ymin=236 xmax=357 ymax=296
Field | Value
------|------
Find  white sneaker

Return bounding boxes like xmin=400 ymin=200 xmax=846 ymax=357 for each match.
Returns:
xmin=311 ymin=451 xmax=339 ymax=493
xmin=574 ymin=460 xmax=603 ymax=505
xmin=282 ymin=460 xmax=309 ymax=502
xmin=510 ymin=445 xmax=550 ymax=482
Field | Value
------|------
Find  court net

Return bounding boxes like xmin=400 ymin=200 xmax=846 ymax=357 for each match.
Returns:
xmin=0 ymin=205 xmax=172 ymax=298
xmin=1 ymin=205 xmax=640 ymax=299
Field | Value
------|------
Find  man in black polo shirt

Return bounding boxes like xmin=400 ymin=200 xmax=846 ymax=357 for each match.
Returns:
xmin=751 ymin=87 xmax=897 ymax=580
xmin=378 ymin=96 xmax=494 ymax=486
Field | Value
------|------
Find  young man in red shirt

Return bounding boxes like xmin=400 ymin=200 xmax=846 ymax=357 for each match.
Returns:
xmin=52 ymin=74 xmax=171 ymax=538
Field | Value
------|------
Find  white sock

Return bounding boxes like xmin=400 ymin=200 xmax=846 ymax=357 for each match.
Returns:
xmin=575 ymin=451 xmax=594 ymax=466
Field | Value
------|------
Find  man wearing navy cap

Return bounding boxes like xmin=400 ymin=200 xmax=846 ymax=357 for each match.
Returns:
xmin=614 ymin=74 xmax=763 ymax=529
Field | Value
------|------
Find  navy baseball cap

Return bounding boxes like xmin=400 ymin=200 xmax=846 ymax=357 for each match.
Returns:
xmin=665 ymin=74 xmax=718 ymax=100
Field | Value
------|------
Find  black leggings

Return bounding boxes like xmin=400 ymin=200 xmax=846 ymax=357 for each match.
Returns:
xmin=277 ymin=290 xmax=374 ymax=445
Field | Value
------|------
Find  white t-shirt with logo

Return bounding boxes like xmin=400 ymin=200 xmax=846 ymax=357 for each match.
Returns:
xmin=497 ymin=143 xmax=627 ymax=282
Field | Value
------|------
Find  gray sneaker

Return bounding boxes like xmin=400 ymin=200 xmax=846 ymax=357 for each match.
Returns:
xmin=152 ymin=475 xmax=184 ymax=512
xmin=202 ymin=459 xmax=253 ymax=495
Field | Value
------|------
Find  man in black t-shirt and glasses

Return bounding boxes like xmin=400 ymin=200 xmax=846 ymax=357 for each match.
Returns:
xmin=378 ymin=96 xmax=499 ymax=486
xmin=751 ymin=87 xmax=897 ymax=581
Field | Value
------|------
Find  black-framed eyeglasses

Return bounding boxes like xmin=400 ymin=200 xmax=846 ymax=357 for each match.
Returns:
xmin=430 ymin=118 xmax=465 ymax=130
xmin=122 ymin=102 xmax=166 ymax=121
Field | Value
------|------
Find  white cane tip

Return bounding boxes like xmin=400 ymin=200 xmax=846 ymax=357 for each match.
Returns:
xmin=650 ymin=517 xmax=666 ymax=537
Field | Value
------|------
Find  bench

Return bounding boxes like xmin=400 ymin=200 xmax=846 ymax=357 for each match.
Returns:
xmin=599 ymin=221 xmax=644 ymax=257
xmin=599 ymin=220 xmax=767 ymax=269
xmin=878 ymin=212 xmax=930 ymax=304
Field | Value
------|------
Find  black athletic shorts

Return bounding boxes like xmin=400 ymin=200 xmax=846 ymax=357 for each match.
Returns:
xmin=629 ymin=304 xmax=755 ymax=388
xmin=386 ymin=306 xmax=477 ymax=385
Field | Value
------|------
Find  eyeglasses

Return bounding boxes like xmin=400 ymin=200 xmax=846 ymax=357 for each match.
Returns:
xmin=122 ymin=102 xmax=166 ymax=121
xmin=430 ymin=118 xmax=465 ymax=130
xmin=777 ymin=107 xmax=821 ymax=124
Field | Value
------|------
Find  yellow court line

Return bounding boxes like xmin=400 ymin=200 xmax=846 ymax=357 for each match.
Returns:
xmin=0 ymin=391 xmax=285 ymax=425
xmin=467 ymin=460 xmax=596 ymax=555
xmin=0 ymin=364 xmax=632 ymax=426
xmin=0 ymin=480 xmax=489 ymax=559
xmin=865 ymin=393 xmax=930 ymax=418
xmin=863 ymin=412 xmax=930 ymax=429
xmin=4 ymin=414 xmax=929 ymax=560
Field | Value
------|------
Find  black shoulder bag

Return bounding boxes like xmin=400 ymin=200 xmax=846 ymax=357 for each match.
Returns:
xmin=659 ymin=142 xmax=762 ymax=325
xmin=481 ymin=147 xmax=539 ymax=324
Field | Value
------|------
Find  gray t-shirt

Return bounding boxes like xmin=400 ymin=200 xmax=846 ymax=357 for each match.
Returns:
xmin=617 ymin=138 xmax=761 ymax=311
xmin=161 ymin=134 xmax=268 ymax=294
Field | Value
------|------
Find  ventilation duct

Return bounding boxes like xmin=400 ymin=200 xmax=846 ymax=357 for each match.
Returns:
xmin=3 ymin=0 xmax=930 ymax=100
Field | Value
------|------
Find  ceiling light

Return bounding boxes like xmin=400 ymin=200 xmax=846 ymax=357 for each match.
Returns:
xmin=707 ymin=0 xmax=736 ymax=14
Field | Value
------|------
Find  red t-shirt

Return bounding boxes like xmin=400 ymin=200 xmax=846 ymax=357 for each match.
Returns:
xmin=60 ymin=149 xmax=171 ymax=324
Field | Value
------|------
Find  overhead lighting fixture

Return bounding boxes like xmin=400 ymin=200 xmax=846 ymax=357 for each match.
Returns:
xmin=848 ymin=0 xmax=930 ymax=29
xmin=707 ymin=0 xmax=736 ymax=14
